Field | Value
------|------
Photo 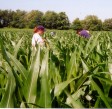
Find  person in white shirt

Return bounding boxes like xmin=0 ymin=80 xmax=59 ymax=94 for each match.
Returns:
xmin=32 ymin=25 xmax=45 ymax=48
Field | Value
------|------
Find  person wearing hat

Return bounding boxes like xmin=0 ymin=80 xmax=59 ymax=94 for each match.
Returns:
xmin=32 ymin=25 xmax=46 ymax=48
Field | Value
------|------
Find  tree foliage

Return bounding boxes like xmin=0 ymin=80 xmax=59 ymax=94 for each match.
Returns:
xmin=43 ymin=11 xmax=70 ymax=29
xmin=0 ymin=10 xmax=11 ymax=27
xmin=0 ymin=9 xmax=112 ymax=30
xmin=103 ymin=18 xmax=112 ymax=31
xmin=10 ymin=10 xmax=26 ymax=28
xmin=24 ymin=10 xmax=44 ymax=28
xmin=82 ymin=15 xmax=102 ymax=31
xmin=57 ymin=12 xmax=70 ymax=30
xmin=71 ymin=18 xmax=82 ymax=30
xmin=43 ymin=11 xmax=58 ymax=29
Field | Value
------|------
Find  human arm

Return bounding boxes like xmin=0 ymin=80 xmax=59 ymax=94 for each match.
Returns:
xmin=32 ymin=36 xmax=36 ymax=47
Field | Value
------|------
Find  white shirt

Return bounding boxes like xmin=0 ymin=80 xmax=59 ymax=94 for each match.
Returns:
xmin=32 ymin=33 xmax=44 ymax=47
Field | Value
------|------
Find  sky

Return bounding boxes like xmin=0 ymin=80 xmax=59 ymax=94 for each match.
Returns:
xmin=0 ymin=0 xmax=112 ymax=22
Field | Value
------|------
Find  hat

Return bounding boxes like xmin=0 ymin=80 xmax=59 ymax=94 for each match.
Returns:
xmin=37 ymin=25 xmax=45 ymax=31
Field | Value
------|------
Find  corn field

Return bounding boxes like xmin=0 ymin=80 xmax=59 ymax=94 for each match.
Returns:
xmin=0 ymin=29 xmax=112 ymax=108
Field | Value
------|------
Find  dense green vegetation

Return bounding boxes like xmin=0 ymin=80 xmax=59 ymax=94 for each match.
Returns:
xmin=0 ymin=9 xmax=112 ymax=30
xmin=0 ymin=29 xmax=112 ymax=108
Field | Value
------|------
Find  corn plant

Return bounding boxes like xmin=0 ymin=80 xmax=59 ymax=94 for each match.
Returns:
xmin=0 ymin=29 xmax=112 ymax=108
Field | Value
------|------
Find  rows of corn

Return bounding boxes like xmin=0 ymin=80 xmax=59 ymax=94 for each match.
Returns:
xmin=0 ymin=29 xmax=112 ymax=108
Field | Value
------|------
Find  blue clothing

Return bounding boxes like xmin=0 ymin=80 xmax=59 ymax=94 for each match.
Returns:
xmin=79 ymin=30 xmax=90 ymax=38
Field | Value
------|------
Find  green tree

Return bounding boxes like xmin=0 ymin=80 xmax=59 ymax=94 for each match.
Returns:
xmin=7 ymin=10 xmax=15 ymax=28
xmin=0 ymin=10 xmax=10 ymax=27
xmin=57 ymin=12 xmax=70 ymax=30
xmin=43 ymin=11 xmax=58 ymax=29
xmin=71 ymin=18 xmax=82 ymax=30
xmin=103 ymin=18 xmax=112 ymax=31
xmin=82 ymin=15 xmax=102 ymax=31
xmin=10 ymin=10 xmax=27 ymax=28
xmin=0 ymin=17 xmax=4 ymax=28
xmin=24 ymin=10 xmax=44 ymax=28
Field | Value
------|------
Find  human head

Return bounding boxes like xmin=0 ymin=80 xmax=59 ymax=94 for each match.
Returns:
xmin=34 ymin=25 xmax=45 ymax=35
xmin=76 ymin=29 xmax=82 ymax=34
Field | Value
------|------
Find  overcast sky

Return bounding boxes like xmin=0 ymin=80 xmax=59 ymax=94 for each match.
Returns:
xmin=0 ymin=0 xmax=112 ymax=22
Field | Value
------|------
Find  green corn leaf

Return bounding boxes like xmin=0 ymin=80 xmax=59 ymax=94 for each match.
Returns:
xmin=93 ymin=75 xmax=112 ymax=85
xmin=65 ymin=90 xmax=84 ymax=108
xmin=37 ymin=74 xmax=51 ymax=108
xmin=0 ymin=43 xmax=23 ymax=87
xmin=94 ymin=97 xmax=101 ymax=108
xmin=81 ymin=58 xmax=89 ymax=74
xmin=37 ymin=49 xmax=51 ymax=108
xmin=22 ymin=46 xmax=40 ymax=107
xmin=91 ymin=78 xmax=111 ymax=108
xmin=14 ymin=37 xmax=23 ymax=58
xmin=75 ymin=65 xmax=100 ymax=91
xmin=54 ymin=78 xmax=75 ymax=96
xmin=6 ymin=52 xmax=27 ymax=81
xmin=0 ymin=66 xmax=16 ymax=108
xmin=66 ymin=87 xmax=85 ymax=104
xmin=66 ymin=50 xmax=77 ymax=79
xmin=85 ymin=33 xmax=100 ymax=58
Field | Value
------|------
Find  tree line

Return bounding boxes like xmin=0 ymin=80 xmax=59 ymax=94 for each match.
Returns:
xmin=0 ymin=9 xmax=112 ymax=31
